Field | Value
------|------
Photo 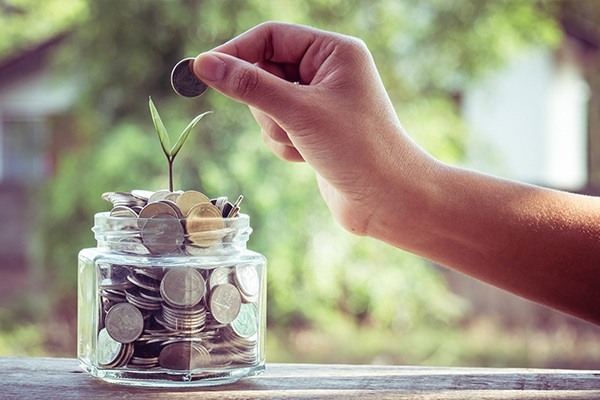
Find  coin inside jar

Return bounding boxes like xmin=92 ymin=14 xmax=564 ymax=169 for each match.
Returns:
xmin=231 ymin=303 xmax=259 ymax=339
xmin=171 ymin=57 xmax=208 ymax=98
xmin=140 ymin=214 xmax=185 ymax=255
xmin=209 ymin=283 xmax=242 ymax=324
xmin=160 ymin=267 xmax=205 ymax=308
xmin=176 ymin=190 xmax=211 ymax=217
xmin=105 ymin=303 xmax=144 ymax=344
xmin=234 ymin=264 xmax=259 ymax=297
xmin=186 ymin=202 xmax=226 ymax=247
xmin=97 ymin=328 xmax=123 ymax=366
xmin=158 ymin=342 xmax=211 ymax=370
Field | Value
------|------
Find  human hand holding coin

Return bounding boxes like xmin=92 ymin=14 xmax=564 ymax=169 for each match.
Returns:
xmin=192 ymin=22 xmax=432 ymax=238
xmin=192 ymin=22 xmax=600 ymax=326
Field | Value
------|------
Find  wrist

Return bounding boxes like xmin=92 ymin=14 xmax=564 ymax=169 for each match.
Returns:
xmin=364 ymin=141 xmax=446 ymax=252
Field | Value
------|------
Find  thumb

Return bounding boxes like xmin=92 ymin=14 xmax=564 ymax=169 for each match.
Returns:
xmin=193 ymin=51 xmax=295 ymax=115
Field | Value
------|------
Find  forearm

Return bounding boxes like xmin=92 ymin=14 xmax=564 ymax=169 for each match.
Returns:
xmin=369 ymin=158 xmax=600 ymax=324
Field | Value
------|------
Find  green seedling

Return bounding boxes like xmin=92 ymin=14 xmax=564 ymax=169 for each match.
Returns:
xmin=149 ymin=96 xmax=211 ymax=191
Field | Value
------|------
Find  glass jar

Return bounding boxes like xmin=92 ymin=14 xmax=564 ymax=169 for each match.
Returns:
xmin=77 ymin=212 xmax=266 ymax=387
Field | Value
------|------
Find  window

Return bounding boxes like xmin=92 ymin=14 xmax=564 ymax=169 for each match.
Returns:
xmin=1 ymin=116 xmax=49 ymax=184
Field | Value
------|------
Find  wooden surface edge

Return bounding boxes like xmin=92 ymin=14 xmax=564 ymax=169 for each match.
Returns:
xmin=0 ymin=357 xmax=598 ymax=399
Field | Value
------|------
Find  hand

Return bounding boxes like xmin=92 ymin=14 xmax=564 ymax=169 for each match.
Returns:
xmin=193 ymin=22 xmax=434 ymax=235
xmin=194 ymin=22 xmax=600 ymax=325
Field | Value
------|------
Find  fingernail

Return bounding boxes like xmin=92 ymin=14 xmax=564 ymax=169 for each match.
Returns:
xmin=194 ymin=52 xmax=226 ymax=83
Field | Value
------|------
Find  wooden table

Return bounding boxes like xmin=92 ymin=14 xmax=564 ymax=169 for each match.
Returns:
xmin=1 ymin=357 xmax=598 ymax=399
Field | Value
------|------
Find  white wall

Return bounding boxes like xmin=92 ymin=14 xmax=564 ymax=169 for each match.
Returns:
xmin=0 ymin=68 xmax=78 ymax=181
xmin=462 ymin=42 xmax=589 ymax=190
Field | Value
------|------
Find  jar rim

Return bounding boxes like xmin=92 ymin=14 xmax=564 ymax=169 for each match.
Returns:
xmin=92 ymin=212 xmax=252 ymax=256
xmin=93 ymin=211 xmax=250 ymax=224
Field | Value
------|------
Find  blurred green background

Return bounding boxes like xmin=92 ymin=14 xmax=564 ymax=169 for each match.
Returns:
xmin=0 ymin=0 xmax=598 ymax=368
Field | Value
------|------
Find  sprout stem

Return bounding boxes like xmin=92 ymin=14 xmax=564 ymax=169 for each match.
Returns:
xmin=168 ymin=157 xmax=174 ymax=192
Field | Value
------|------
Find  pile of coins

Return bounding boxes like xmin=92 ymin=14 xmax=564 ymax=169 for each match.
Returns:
xmin=101 ymin=189 xmax=244 ymax=255
xmin=97 ymin=263 xmax=260 ymax=370
xmin=95 ymin=189 xmax=261 ymax=372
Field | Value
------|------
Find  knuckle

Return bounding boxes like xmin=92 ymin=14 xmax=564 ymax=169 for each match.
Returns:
xmin=339 ymin=36 xmax=371 ymax=64
xmin=233 ymin=68 xmax=260 ymax=100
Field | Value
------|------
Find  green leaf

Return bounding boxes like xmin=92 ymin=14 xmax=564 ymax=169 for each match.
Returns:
xmin=148 ymin=96 xmax=171 ymax=158
xmin=170 ymin=111 xmax=212 ymax=158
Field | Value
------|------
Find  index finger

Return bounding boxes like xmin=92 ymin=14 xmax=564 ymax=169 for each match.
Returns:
xmin=212 ymin=21 xmax=326 ymax=65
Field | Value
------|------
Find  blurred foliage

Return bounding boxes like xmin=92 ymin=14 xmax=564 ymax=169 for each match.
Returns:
xmin=1 ymin=0 xmax=580 ymax=363
xmin=0 ymin=0 xmax=87 ymax=57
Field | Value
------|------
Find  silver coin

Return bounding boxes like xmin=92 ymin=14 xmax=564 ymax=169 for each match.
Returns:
xmin=102 ymin=192 xmax=146 ymax=208
xmin=117 ymin=343 xmax=135 ymax=367
xmin=108 ymin=206 xmax=140 ymax=232
xmin=158 ymin=199 xmax=184 ymax=219
xmin=127 ymin=272 xmax=161 ymax=292
xmin=98 ymin=264 xmax=133 ymax=290
xmin=147 ymin=189 xmax=173 ymax=204
xmin=160 ymin=267 xmax=205 ymax=308
xmin=109 ymin=206 xmax=138 ymax=219
xmin=140 ymin=214 xmax=185 ymax=255
xmin=97 ymin=328 xmax=123 ymax=366
xmin=164 ymin=192 xmax=181 ymax=203
xmin=99 ymin=289 xmax=127 ymax=303
xmin=105 ymin=302 xmax=144 ymax=344
xmin=211 ymin=196 xmax=228 ymax=213
xmin=234 ymin=264 xmax=259 ymax=297
xmin=131 ymin=189 xmax=154 ymax=201
xmin=125 ymin=288 xmax=162 ymax=311
xmin=226 ymin=195 xmax=244 ymax=218
xmin=209 ymin=283 xmax=241 ymax=324
xmin=209 ymin=267 xmax=231 ymax=290
xmin=98 ymin=276 xmax=133 ymax=291
xmin=171 ymin=58 xmax=208 ymax=98
xmin=116 ymin=237 xmax=149 ymax=255
xmin=158 ymin=341 xmax=211 ymax=370
xmin=138 ymin=202 xmax=179 ymax=219
xmin=133 ymin=267 xmax=165 ymax=281
xmin=138 ymin=288 xmax=163 ymax=302
xmin=231 ymin=303 xmax=259 ymax=339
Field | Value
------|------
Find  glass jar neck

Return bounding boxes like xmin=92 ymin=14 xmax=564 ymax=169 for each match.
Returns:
xmin=93 ymin=212 xmax=252 ymax=256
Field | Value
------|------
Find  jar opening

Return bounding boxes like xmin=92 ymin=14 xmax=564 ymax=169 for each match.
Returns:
xmin=93 ymin=212 xmax=252 ymax=256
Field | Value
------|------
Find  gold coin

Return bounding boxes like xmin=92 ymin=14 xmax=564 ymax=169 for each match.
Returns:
xmin=186 ymin=203 xmax=225 ymax=247
xmin=176 ymin=190 xmax=210 ymax=217
xmin=187 ymin=202 xmax=222 ymax=221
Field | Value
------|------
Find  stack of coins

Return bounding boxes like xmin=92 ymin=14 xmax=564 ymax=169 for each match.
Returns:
xmin=98 ymin=263 xmax=261 ymax=371
xmin=101 ymin=189 xmax=244 ymax=255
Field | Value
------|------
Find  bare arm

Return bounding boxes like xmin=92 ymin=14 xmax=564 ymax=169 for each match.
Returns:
xmin=370 ymin=159 xmax=600 ymax=324
xmin=193 ymin=21 xmax=600 ymax=325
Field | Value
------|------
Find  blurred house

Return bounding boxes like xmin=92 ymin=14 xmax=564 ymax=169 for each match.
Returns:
xmin=0 ymin=34 xmax=77 ymax=270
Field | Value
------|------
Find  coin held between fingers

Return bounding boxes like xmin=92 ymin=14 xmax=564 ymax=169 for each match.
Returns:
xmin=193 ymin=53 xmax=227 ymax=83
xmin=171 ymin=57 xmax=209 ymax=98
